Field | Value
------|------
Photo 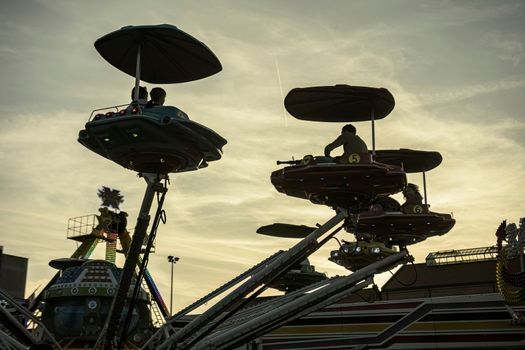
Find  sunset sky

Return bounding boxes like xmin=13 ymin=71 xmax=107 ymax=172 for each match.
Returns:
xmin=1 ymin=0 xmax=524 ymax=312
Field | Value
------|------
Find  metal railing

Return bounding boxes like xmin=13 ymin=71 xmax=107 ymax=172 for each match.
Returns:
xmin=426 ymin=246 xmax=498 ymax=266
xmin=88 ymin=103 xmax=131 ymax=121
xmin=67 ymin=214 xmax=97 ymax=239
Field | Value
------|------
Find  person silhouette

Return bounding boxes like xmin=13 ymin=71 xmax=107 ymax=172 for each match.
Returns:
xmin=146 ymin=87 xmax=166 ymax=108
xmin=128 ymin=86 xmax=148 ymax=110
xmin=401 ymin=183 xmax=427 ymax=214
xmin=324 ymin=124 xmax=368 ymax=159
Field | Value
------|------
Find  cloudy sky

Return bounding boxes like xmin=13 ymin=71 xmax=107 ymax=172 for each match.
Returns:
xmin=1 ymin=0 xmax=524 ymax=312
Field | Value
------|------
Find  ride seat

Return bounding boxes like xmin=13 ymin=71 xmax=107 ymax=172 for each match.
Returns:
xmin=142 ymin=106 xmax=190 ymax=121
xmin=314 ymin=156 xmax=336 ymax=163
xmin=337 ymin=152 xmax=372 ymax=164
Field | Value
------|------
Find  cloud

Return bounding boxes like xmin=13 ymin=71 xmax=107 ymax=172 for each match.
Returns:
xmin=484 ymin=32 xmax=525 ymax=66
xmin=415 ymin=78 xmax=525 ymax=107
xmin=416 ymin=1 xmax=524 ymax=27
xmin=1 ymin=0 xmax=524 ymax=312
xmin=3 ymin=83 xmax=525 ymax=309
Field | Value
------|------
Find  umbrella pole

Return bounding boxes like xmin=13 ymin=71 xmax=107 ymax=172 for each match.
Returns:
xmin=422 ymin=171 xmax=428 ymax=206
xmin=133 ymin=45 xmax=142 ymax=101
xmin=371 ymin=107 xmax=376 ymax=158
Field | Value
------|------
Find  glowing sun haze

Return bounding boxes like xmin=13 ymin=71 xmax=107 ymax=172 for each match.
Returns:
xmin=0 ymin=0 xmax=524 ymax=311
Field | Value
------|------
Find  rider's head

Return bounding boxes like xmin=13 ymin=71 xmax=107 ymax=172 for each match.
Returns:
xmin=150 ymin=87 xmax=167 ymax=106
xmin=342 ymin=124 xmax=357 ymax=134
xmin=403 ymin=183 xmax=421 ymax=198
xmin=131 ymin=86 xmax=148 ymax=101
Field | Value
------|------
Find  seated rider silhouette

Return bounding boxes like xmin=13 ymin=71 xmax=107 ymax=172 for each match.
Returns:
xmin=127 ymin=86 xmax=148 ymax=110
xmin=145 ymin=87 xmax=166 ymax=108
xmin=401 ymin=183 xmax=428 ymax=214
xmin=324 ymin=124 xmax=368 ymax=163
xmin=144 ymin=87 xmax=190 ymax=121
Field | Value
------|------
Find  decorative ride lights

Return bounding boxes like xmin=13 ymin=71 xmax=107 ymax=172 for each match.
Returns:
xmin=92 ymin=107 xmax=142 ymax=121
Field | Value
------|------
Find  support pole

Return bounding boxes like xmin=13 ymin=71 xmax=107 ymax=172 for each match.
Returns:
xmin=167 ymin=255 xmax=179 ymax=317
xmin=118 ymin=181 xmax=169 ymax=350
xmin=371 ymin=107 xmax=376 ymax=158
xmin=99 ymin=173 xmax=165 ymax=349
xmin=133 ymin=45 xmax=142 ymax=102
xmin=422 ymin=171 xmax=428 ymax=206
xmin=170 ymin=258 xmax=174 ymax=315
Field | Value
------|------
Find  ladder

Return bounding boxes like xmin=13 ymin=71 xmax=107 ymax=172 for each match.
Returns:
xmin=140 ymin=277 xmax=165 ymax=327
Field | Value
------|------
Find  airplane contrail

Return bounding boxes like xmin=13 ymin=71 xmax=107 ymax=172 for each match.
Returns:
xmin=274 ymin=57 xmax=288 ymax=127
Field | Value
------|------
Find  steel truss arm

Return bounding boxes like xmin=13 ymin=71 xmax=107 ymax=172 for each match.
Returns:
xmin=171 ymin=250 xmax=284 ymax=322
xmin=151 ymin=209 xmax=348 ymax=350
xmin=196 ymin=251 xmax=407 ymax=350
xmin=0 ymin=287 xmax=62 ymax=349
xmin=141 ymin=250 xmax=285 ymax=349
xmin=0 ymin=328 xmax=29 ymax=350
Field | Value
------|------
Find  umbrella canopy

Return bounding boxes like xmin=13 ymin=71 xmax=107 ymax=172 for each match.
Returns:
xmin=374 ymin=149 xmax=442 ymax=173
xmin=256 ymin=223 xmax=316 ymax=239
xmin=49 ymin=258 xmax=88 ymax=270
xmin=95 ymin=24 xmax=222 ymax=84
xmin=284 ymin=85 xmax=395 ymax=122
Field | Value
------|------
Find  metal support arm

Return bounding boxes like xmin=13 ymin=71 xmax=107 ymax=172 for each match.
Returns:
xmin=98 ymin=173 xmax=167 ymax=349
xmin=196 ymin=251 xmax=407 ymax=350
xmin=153 ymin=209 xmax=348 ymax=350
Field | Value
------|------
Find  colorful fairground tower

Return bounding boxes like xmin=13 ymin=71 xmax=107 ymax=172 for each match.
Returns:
xmin=37 ymin=187 xmax=170 ymax=348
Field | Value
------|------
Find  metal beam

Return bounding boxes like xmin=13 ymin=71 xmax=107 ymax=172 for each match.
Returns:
xmin=196 ymin=252 xmax=407 ymax=350
xmin=97 ymin=173 xmax=166 ymax=349
xmin=153 ymin=209 xmax=347 ymax=350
